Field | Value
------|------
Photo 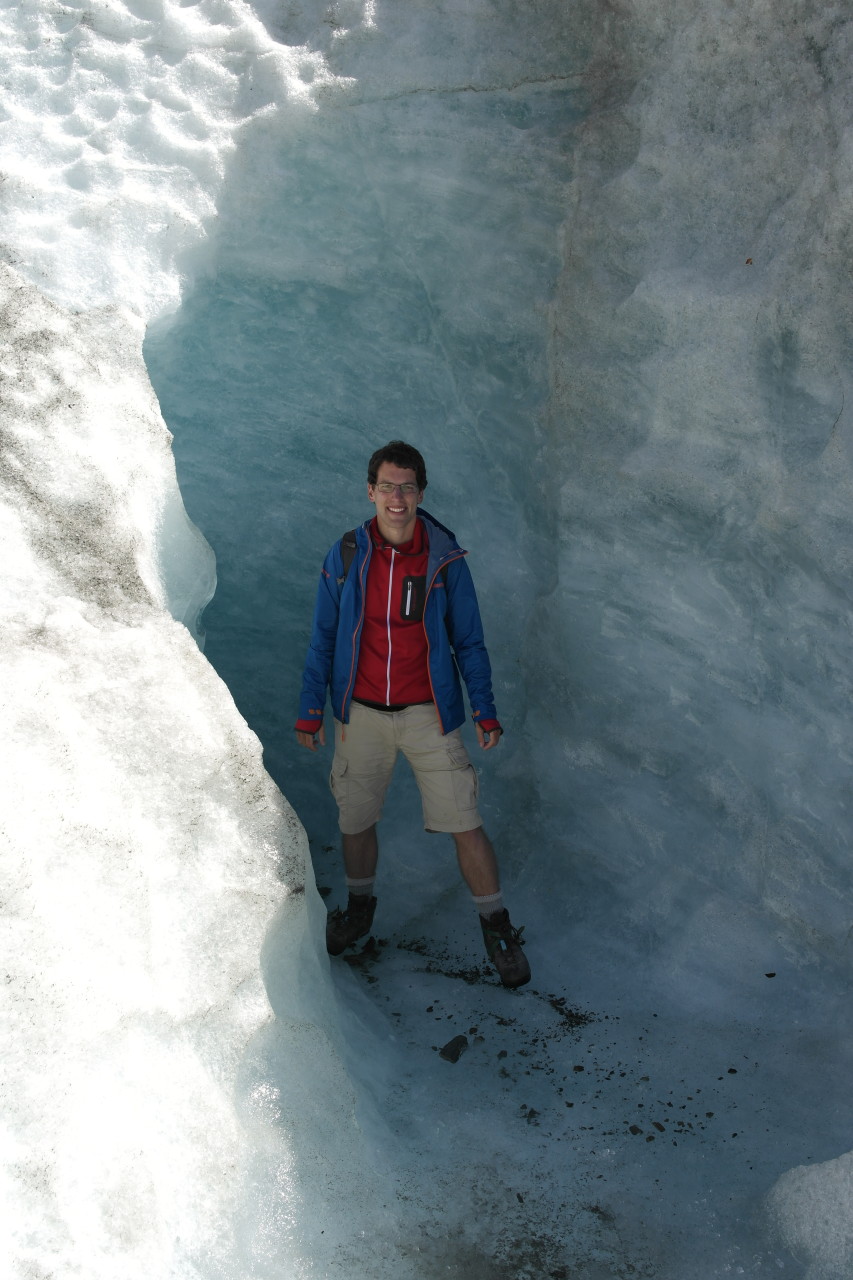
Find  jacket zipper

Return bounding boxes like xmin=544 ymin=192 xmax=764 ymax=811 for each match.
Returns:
xmin=385 ymin=548 xmax=396 ymax=704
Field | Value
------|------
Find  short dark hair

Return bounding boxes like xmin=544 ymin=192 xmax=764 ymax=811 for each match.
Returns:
xmin=367 ymin=440 xmax=427 ymax=491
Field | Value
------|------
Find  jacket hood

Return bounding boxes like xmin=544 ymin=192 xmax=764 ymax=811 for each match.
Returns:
xmin=418 ymin=508 xmax=463 ymax=557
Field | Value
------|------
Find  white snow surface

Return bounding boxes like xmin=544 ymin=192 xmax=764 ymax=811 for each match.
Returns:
xmin=2 ymin=0 xmax=853 ymax=1276
xmin=0 ymin=0 xmax=343 ymax=316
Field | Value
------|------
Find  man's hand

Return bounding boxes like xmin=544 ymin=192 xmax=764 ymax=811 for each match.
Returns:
xmin=296 ymin=724 xmax=326 ymax=752
xmin=476 ymin=723 xmax=502 ymax=751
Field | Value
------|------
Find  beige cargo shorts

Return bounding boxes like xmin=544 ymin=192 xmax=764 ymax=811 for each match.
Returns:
xmin=330 ymin=701 xmax=482 ymax=835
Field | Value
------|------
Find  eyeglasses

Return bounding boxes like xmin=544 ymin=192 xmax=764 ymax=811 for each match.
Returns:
xmin=374 ymin=482 xmax=419 ymax=495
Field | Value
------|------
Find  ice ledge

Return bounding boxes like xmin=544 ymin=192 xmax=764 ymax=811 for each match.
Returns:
xmin=0 ymin=264 xmax=363 ymax=1276
xmin=767 ymin=1150 xmax=853 ymax=1280
xmin=0 ymin=262 xmax=214 ymax=634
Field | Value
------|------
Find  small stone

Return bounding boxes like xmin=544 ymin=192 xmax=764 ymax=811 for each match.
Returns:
xmin=439 ymin=1035 xmax=469 ymax=1063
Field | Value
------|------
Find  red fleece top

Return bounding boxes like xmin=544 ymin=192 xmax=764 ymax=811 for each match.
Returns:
xmin=352 ymin=518 xmax=432 ymax=706
xmin=295 ymin=517 xmax=500 ymax=735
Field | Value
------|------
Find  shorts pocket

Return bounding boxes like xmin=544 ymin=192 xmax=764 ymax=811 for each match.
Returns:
xmin=329 ymin=756 xmax=349 ymax=803
xmin=446 ymin=744 xmax=471 ymax=770
xmin=451 ymin=762 xmax=479 ymax=810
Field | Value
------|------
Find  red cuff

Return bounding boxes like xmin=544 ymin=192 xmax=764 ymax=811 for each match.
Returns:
xmin=478 ymin=718 xmax=502 ymax=734
xmin=295 ymin=718 xmax=322 ymax=734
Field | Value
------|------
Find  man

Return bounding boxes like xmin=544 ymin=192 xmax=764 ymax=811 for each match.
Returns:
xmin=295 ymin=440 xmax=530 ymax=989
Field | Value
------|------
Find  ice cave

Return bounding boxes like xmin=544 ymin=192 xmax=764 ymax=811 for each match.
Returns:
xmin=3 ymin=0 xmax=853 ymax=1276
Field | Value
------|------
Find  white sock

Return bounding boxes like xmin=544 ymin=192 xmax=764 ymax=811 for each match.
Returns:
xmin=346 ymin=876 xmax=376 ymax=899
xmin=473 ymin=890 xmax=503 ymax=919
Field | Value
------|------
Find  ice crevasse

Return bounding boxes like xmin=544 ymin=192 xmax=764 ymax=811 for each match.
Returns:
xmin=3 ymin=0 xmax=853 ymax=1277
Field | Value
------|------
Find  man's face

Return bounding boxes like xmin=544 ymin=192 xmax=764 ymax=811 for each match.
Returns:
xmin=368 ymin=461 xmax=423 ymax=543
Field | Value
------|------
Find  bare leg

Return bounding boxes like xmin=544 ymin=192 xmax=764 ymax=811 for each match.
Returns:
xmin=452 ymin=826 xmax=500 ymax=898
xmin=342 ymin=825 xmax=379 ymax=881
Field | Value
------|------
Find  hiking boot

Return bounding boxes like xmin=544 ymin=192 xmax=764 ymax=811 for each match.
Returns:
xmin=326 ymin=893 xmax=377 ymax=956
xmin=480 ymin=908 xmax=531 ymax=989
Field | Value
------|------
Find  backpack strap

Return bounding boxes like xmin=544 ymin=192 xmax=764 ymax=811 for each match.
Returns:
xmin=338 ymin=529 xmax=359 ymax=586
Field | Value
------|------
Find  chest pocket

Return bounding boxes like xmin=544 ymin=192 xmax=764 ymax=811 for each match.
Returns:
xmin=400 ymin=575 xmax=427 ymax=622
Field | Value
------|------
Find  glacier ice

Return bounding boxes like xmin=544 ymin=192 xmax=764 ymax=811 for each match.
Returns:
xmin=3 ymin=0 xmax=853 ymax=1276
xmin=0 ymin=261 xmax=399 ymax=1277
xmin=0 ymin=4 xmax=388 ymax=1276
xmin=768 ymin=1151 xmax=853 ymax=1280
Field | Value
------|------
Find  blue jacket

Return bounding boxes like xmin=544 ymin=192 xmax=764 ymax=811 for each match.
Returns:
xmin=298 ymin=510 xmax=498 ymax=734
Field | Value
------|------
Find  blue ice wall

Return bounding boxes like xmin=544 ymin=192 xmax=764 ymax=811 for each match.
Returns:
xmin=523 ymin=2 xmax=853 ymax=1002
xmin=146 ymin=0 xmax=853 ymax=988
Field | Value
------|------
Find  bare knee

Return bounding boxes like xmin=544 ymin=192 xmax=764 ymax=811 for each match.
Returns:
xmin=452 ymin=826 xmax=491 ymax=857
